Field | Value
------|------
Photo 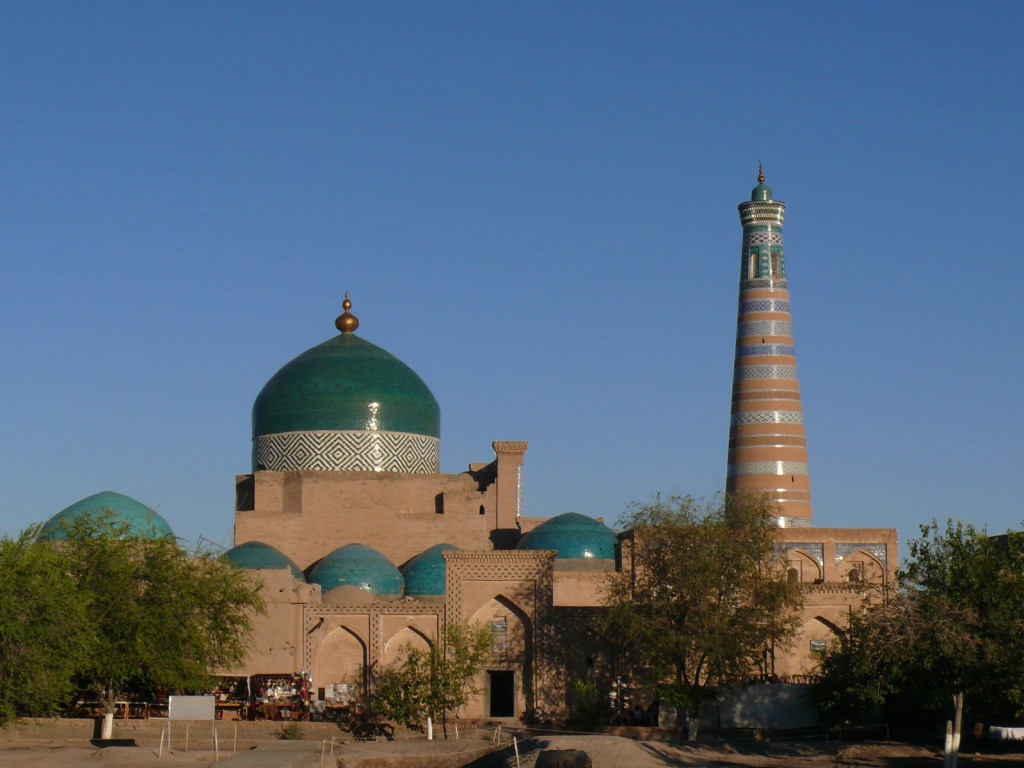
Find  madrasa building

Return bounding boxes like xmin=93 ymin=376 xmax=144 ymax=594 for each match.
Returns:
xmin=39 ymin=172 xmax=897 ymax=721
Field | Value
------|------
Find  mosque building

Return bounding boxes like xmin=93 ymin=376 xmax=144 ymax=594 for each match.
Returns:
xmin=40 ymin=172 xmax=897 ymax=720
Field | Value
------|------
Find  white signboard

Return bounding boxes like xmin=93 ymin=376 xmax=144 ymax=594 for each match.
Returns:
xmin=168 ymin=695 xmax=216 ymax=721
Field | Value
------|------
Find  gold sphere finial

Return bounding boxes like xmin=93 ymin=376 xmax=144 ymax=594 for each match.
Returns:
xmin=335 ymin=292 xmax=360 ymax=334
xmin=758 ymin=163 xmax=765 ymax=184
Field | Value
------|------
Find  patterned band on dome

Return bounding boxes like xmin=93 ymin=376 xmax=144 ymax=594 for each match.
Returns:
xmin=255 ymin=430 xmax=440 ymax=473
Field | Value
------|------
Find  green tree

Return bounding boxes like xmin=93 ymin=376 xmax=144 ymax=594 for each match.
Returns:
xmin=817 ymin=521 xmax=1024 ymax=768
xmin=0 ymin=529 xmax=91 ymax=722
xmin=373 ymin=622 xmax=492 ymax=737
xmin=605 ymin=493 xmax=803 ymax=712
xmin=47 ymin=513 xmax=265 ymax=738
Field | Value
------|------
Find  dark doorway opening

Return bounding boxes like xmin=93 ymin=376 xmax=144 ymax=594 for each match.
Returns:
xmin=488 ymin=671 xmax=515 ymax=718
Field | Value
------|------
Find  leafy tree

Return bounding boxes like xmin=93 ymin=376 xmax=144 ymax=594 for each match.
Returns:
xmin=0 ymin=529 xmax=91 ymax=722
xmin=37 ymin=513 xmax=265 ymax=737
xmin=605 ymin=493 xmax=803 ymax=712
xmin=817 ymin=521 xmax=1024 ymax=767
xmin=373 ymin=622 xmax=492 ymax=737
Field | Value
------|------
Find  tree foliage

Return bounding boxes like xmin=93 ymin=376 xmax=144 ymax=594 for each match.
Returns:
xmin=817 ymin=520 xmax=1024 ymax=727
xmin=605 ymin=493 xmax=803 ymax=710
xmin=373 ymin=622 xmax=492 ymax=736
xmin=0 ymin=528 xmax=91 ymax=720
xmin=0 ymin=513 xmax=265 ymax=726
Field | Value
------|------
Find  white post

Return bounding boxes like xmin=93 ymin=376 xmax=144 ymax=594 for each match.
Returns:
xmin=214 ymin=725 xmax=219 ymax=762
xmin=513 ymin=736 xmax=520 ymax=767
xmin=158 ymin=727 xmax=165 ymax=759
xmin=185 ymin=723 xmax=190 ymax=753
xmin=320 ymin=739 xmax=326 ymax=768
xmin=427 ymin=717 xmax=433 ymax=741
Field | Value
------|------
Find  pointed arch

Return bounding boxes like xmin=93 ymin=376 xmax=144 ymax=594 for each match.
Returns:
xmin=838 ymin=549 xmax=885 ymax=584
xmin=813 ymin=615 xmax=844 ymax=636
xmin=382 ymin=626 xmax=433 ymax=668
xmin=783 ymin=548 xmax=822 ymax=583
xmin=316 ymin=626 xmax=367 ymax=699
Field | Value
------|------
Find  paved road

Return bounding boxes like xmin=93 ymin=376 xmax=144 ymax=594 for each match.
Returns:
xmin=216 ymin=740 xmax=326 ymax=768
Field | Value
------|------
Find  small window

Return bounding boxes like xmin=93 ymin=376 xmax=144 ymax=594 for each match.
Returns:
xmin=748 ymin=251 xmax=759 ymax=279
xmin=787 ymin=567 xmax=799 ymax=584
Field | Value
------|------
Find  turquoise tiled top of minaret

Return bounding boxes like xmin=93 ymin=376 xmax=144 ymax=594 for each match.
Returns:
xmin=728 ymin=169 xmax=813 ymax=526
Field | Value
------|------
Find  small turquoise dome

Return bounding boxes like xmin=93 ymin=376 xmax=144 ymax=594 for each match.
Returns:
xmin=402 ymin=544 xmax=457 ymax=596
xmin=751 ymin=165 xmax=773 ymax=201
xmin=223 ymin=541 xmax=305 ymax=581
xmin=308 ymin=543 xmax=403 ymax=596
xmin=517 ymin=512 xmax=617 ymax=560
xmin=751 ymin=182 xmax=773 ymax=202
xmin=39 ymin=491 xmax=174 ymax=541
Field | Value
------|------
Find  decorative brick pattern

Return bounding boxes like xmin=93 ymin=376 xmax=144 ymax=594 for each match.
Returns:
xmin=727 ymin=461 xmax=809 ymax=477
xmin=255 ymin=430 xmax=440 ymax=473
xmin=444 ymin=551 xmax=556 ymax=715
xmin=732 ymin=364 xmax=798 ymax=381
xmin=737 ymin=344 xmax=796 ymax=358
xmin=742 ymin=230 xmax=784 ymax=246
xmin=730 ymin=410 xmax=804 ymax=426
xmin=737 ymin=321 xmax=793 ymax=338
xmin=739 ymin=299 xmax=791 ymax=314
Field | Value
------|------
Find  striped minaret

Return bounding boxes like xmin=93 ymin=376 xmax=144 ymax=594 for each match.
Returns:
xmin=727 ymin=168 xmax=812 ymax=526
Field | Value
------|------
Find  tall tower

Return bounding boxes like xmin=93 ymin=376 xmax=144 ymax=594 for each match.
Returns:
xmin=727 ymin=168 xmax=812 ymax=526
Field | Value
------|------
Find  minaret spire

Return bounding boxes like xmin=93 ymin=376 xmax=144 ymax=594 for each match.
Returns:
xmin=727 ymin=170 xmax=813 ymax=526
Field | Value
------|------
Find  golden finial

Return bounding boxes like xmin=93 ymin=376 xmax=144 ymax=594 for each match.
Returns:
xmin=335 ymin=292 xmax=360 ymax=334
xmin=758 ymin=163 xmax=765 ymax=184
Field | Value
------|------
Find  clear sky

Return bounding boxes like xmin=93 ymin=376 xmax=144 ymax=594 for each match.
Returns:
xmin=2 ymin=2 xmax=1021 ymax=554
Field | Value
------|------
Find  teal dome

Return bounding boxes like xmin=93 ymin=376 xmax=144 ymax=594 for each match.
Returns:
xmin=750 ymin=166 xmax=773 ymax=201
xmin=401 ymin=544 xmax=457 ymax=596
xmin=517 ymin=512 xmax=617 ymax=560
xmin=252 ymin=308 xmax=442 ymax=474
xmin=223 ymin=541 xmax=305 ymax=581
xmin=39 ymin=491 xmax=174 ymax=541
xmin=751 ymin=182 xmax=773 ymax=202
xmin=308 ymin=543 xmax=403 ymax=596
xmin=254 ymin=334 xmax=439 ymax=438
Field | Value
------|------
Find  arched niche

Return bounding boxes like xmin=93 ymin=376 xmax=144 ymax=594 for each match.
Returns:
xmin=316 ymin=626 xmax=367 ymax=700
xmin=838 ymin=550 xmax=885 ymax=585
xmin=784 ymin=549 xmax=823 ymax=583
xmin=382 ymin=626 xmax=433 ymax=669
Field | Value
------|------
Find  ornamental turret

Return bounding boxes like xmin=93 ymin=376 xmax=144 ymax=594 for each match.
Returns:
xmin=727 ymin=169 xmax=812 ymax=526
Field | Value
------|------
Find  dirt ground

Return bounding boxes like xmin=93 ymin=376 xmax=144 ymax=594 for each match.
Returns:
xmin=2 ymin=719 xmax=1023 ymax=768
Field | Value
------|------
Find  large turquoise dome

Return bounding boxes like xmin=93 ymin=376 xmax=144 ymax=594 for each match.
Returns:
xmin=308 ymin=543 xmax=403 ymax=596
xmin=401 ymin=544 xmax=457 ymax=597
xmin=223 ymin=541 xmax=305 ymax=581
xmin=517 ymin=512 xmax=617 ymax=560
xmin=252 ymin=299 xmax=441 ymax=473
xmin=39 ymin=491 xmax=174 ymax=541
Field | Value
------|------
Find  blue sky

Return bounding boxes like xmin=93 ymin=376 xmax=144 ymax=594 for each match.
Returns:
xmin=1 ymin=3 xmax=1021 ymax=554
